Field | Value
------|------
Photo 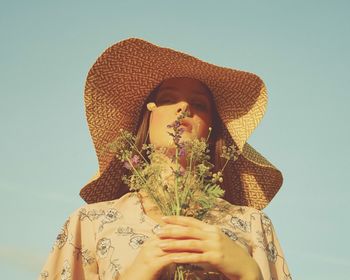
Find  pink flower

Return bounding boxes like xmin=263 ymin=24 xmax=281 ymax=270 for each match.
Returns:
xmin=123 ymin=155 xmax=140 ymax=170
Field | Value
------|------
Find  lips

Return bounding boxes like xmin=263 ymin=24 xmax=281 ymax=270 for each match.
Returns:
xmin=180 ymin=120 xmax=192 ymax=132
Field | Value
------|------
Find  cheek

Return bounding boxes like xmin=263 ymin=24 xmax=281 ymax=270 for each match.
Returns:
xmin=196 ymin=117 xmax=211 ymax=136
xmin=149 ymin=111 xmax=175 ymax=147
xmin=150 ymin=111 xmax=165 ymax=127
xmin=151 ymin=108 xmax=175 ymax=127
xmin=199 ymin=124 xmax=210 ymax=138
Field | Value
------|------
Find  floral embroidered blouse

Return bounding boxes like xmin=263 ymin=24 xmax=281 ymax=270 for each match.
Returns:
xmin=38 ymin=192 xmax=292 ymax=280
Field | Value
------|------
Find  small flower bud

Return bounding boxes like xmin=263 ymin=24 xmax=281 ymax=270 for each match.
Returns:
xmin=147 ymin=102 xmax=157 ymax=111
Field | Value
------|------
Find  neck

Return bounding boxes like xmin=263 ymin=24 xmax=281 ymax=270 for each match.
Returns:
xmin=159 ymin=146 xmax=188 ymax=169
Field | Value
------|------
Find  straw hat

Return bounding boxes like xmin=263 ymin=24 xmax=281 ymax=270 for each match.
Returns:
xmin=80 ymin=38 xmax=283 ymax=210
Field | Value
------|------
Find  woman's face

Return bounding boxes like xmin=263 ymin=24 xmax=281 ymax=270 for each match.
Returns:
xmin=149 ymin=77 xmax=213 ymax=148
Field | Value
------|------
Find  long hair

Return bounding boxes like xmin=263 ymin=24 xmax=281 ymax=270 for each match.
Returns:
xmin=131 ymin=81 xmax=236 ymax=202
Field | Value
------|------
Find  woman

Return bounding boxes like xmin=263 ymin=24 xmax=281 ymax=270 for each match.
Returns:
xmin=39 ymin=38 xmax=292 ymax=280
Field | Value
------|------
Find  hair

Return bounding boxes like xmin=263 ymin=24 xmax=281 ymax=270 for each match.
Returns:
xmin=132 ymin=79 xmax=236 ymax=202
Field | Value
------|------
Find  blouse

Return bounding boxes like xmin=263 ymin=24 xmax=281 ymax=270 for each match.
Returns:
xmin=38 ymin=191 xmax=292 ymax=280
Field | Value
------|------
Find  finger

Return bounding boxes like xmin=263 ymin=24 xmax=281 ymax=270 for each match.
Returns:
xmin=156 ymin=225 xmax=210 ymax=240
xmin=161 ymin=216 xmax=215 ymax=231
xmin=157 ymin=223 xmax=223 ymax=242
xmin=170 ymin=251 xmax=223 ymax=268
xmin=159 ymin=239 xmax=207 ymax=253
xmin=169 ymin=252 xmax=208 ymax=264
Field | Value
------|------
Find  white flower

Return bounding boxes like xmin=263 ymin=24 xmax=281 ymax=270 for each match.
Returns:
xmin=129 ymin=234 xmax=148 ymax=249
xmin=60 ymin=260 xmax=71 ymax=280
xmin=230 ymin=216 xmax=251 ymax=232
xmin=261 ymin=212 xmax=272 ymax=227
xmin=81 ymin=249 xmax=95 ymax=266
xmin=116 ymin=226 xmax=134 ymax=235
xmin=55 ymin=228 xmax=67 ymax=249
xmin=97 ymin=238 xmax=112 ymax=258
xmin=221 ymin=227 xmax=238 ymax=241
xmin=266 ymin=242 xmax=278 ymax=263
xmin=104 ymin=209 xmax=121 ymax=222
xmin=40 ymin=271 xmax=49 ymax=280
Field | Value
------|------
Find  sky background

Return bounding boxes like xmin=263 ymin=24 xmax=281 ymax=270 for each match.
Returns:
xmin=1 ymin=1 xmax=349 ymax=279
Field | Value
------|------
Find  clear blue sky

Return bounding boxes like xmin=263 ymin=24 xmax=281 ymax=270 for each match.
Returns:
xmin=1 ymin=1 xmax=349 ymax=279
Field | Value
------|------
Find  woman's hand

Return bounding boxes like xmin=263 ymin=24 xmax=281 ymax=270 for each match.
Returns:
xmin=156 ymin=215 xmax=263 ymax=280
xmin=118 ymin=233 xmax=176 ymax=280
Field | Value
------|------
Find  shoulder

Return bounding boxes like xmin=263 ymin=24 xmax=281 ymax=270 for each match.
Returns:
xmin=206 ymin=198 xmax=275 ymax=234
xmin=70 ymin=191 xmax=137 ymax=219
xmin=212 ymin=197 xmax=269 ymax=220
xmin=56 ymin=192 xmax=139 ymax=239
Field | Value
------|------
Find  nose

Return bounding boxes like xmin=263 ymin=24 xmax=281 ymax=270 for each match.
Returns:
xmin=176 ymin=101 xmax=192 ymax=116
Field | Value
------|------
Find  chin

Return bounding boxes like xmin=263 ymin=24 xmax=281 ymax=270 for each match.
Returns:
xmin=179 ymin=134 xmax=197 ymax=142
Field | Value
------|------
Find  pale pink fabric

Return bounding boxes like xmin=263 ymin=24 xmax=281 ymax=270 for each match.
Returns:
xmin=39 ymin=192 xmax=291 ymax=280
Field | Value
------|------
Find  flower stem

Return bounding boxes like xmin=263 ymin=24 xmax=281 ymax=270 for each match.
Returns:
xmin=175 ymin=265 xmax=185 ymax=280
xmin=121 ymin=133 xmax=149 ymax=164
xmin=174 ymin=147 xmax=180 ymax=216
xmin=180 ymin=150 xmax=194 ymax=207
xmin=126 ymin=158 xmax=147 ymax=185
xmin=221 ymin=158 xmax=230 ymax=173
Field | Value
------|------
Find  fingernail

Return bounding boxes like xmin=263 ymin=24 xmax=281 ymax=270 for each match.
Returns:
xmin=155 ymin=229 xmax=164 ymax=235
xmin=159 ymin=242 xmax=169 ymax=248
xmin=171 ymin=256 xmax=183 ymax=261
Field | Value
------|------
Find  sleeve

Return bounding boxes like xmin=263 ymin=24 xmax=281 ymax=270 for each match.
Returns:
xmin=251 ymin=210 xmax=292 ymax=280
xmin=38 ymin=207 xmax=99 ymax=280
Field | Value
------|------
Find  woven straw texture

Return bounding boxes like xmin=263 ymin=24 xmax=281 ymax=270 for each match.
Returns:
xmin=80 ymin=38 xmax=283 ymax=210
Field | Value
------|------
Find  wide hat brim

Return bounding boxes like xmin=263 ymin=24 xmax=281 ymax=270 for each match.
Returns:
xmin=80 ymin=38 xmax=283 ymax=210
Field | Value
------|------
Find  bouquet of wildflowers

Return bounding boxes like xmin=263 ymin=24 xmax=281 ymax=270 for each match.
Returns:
xmin=106 ymin=110 xmax=240 ymax=279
